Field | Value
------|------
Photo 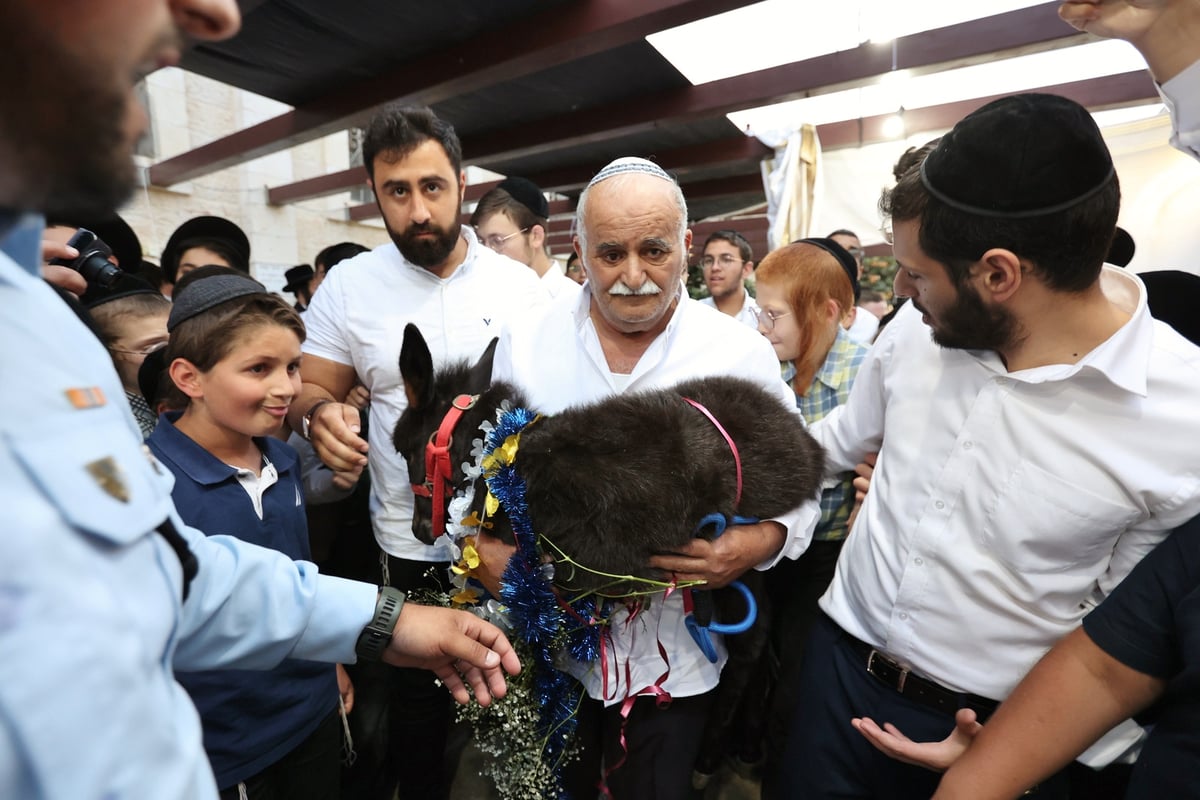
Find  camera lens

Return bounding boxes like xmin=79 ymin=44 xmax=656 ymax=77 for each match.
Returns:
xmin=78 ymin=251 xmax=122 ymax=288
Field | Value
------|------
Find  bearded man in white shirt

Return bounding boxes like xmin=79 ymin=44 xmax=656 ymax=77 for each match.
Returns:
xmin=289 ymin=103 xmax=546 ymax=800
xmin=481 ymin=157 xmax=820 ymax=799
xmin=772 ymin=93 xmax=1200 ymax=800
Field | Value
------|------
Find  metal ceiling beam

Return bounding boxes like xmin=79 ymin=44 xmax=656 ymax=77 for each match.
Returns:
xmin=816 ymin=69 xmax=1157 ymax=148
xmin=348 ymin=168 xmax=764 ymax=222
xmin=460 ymin=3 xmax=1090 ymax=165
xmin=271 ymin=133 xmax=773 ymax=206
xmin=150 ymin=0 xmax=760 ymax=187
xmin=344 ymin=68 xmax=1154 ymax=226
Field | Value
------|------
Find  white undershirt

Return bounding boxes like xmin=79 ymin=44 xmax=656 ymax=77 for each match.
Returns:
xmin=230 ymin=456 xmax=278 ymax=520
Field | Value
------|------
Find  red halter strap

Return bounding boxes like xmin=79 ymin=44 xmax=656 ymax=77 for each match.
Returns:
xmin=411 ymin=393 xmax=478 ymax=539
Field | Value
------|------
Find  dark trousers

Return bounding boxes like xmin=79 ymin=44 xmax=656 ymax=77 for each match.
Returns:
xmin=340 ymin=554 xmax=457 ymax=800
xmin=562 ymin=691 xmax=717 ymax=800
xmin=218 ymin=708 xmax=342 ymax=800
xmin=762 ymin=538 xmax=845 ymax=791
xmin=770 ymin=613 xmax=1069 ymax=800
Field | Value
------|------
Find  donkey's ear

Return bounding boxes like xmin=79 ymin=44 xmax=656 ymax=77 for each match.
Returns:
xmin=400 ymin=324 xmax=435 ymax=410
xmin=466 ymin=337 xmax=499 ymax=395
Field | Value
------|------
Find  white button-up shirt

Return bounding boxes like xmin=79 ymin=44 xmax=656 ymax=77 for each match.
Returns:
xmin=493 ymin=287 xmax=819 ymax=703
xmin=699 ymin=288 xmax=760 ymax=329
xmin=814 ymin=267 xmax=1200 ymax=761
xmin=303 ymin=228 xmax=547 ymax=560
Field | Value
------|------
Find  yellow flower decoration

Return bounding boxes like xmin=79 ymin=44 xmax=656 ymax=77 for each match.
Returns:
xmin=481 ymin=432 xmax=523 ymax=473
xmin=484 ymin=490 xmax=499 ymax=517
xmin=452 ymin=540 xmax=481 ymax=575
xmin=459 ymin=510 xmax=492 ymax=529
xmin=451 ymin=586 xmax=481 ymax=606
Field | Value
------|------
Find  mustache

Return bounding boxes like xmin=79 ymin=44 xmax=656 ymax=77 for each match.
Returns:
xmin=608 ymin=278 xmax=663 ymax=296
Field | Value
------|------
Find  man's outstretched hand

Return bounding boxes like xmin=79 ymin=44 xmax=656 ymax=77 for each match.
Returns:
xmin=383 ymin=603 xmax=521 ymax=705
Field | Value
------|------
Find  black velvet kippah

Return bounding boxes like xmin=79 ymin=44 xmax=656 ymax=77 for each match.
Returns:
xmin=497 ymin=176 xmax=549 ymax=219
xmin=796 ymin=237 xmax=861 ymax=303
xmin=167 ymin=272 xmax=265 ymax=332
xmin=920 ymin=93 xmax=1114 ymax=219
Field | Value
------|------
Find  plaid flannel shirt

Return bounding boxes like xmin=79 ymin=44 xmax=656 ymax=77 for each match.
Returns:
xmin=789 ymin=327 xmax=869 ymax=541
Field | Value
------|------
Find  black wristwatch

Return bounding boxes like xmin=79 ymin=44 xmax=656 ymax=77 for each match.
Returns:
xmin=355 ymin=586 xmax=406 ymax=662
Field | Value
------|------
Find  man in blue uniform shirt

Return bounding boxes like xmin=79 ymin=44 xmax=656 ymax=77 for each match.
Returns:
xmin=0 ymin=2 xmax=519 ymax=798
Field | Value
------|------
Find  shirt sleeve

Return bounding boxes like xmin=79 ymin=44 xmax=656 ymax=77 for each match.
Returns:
xmin=808 ymin=305 xmax=897 ymax=473
xmin=1160 ymin=60 xmax=1200 ymax=163
xmin=1083 ymin=515 xmax=1200 ymax=679
xmin=746 ymin=330 xmax=821 ymax=566
xmin=301 ymin=266 xmax=354 ymax=366
xmin=172 ymin=511 xmax=377 ymax=670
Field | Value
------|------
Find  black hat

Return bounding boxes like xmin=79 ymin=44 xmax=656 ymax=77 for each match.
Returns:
xmin=1140 ymin=270 xmax=1200 ymax=347
xmin=283 ymin=264 xmax=314 ymax=294
xmin=497 ymin=176 xmax=549 ymax=219
xmin=920 ymin=93 xmax=1114 ymax=219
xmin=168 ymin=272 xmax=265 ymax=332
xmin=796 ymin=236 xmax=861 ymax=303
xmin=160 ymin=216 xmax=251 ymax=283
xmin=81 ymin=270 xmax=161 ymax=309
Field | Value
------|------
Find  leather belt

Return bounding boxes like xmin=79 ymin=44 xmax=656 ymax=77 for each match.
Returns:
xmin=846 ymin=635 xmax=998 ymax=719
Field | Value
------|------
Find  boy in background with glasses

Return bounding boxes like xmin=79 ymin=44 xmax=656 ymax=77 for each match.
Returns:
xmin=82 ymin=271 xmax=172 ymax=437
xmin=699 ymin=229 xmax=759 ymax=328
xmin=470 ymin=176 xmax=577 ymax=299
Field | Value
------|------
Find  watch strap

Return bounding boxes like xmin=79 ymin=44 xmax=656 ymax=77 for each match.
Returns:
xmin=355 ymin=586 xmax=406 ymax=662
xmin=302 ymin=399 xmax=332 ymax=440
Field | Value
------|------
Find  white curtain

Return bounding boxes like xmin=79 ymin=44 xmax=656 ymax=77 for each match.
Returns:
xmin=760 ymin=123 xmax=822 ymax=251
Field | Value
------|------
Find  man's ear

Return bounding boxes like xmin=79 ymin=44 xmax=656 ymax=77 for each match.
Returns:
xmin=975 ymin=248 xmax=1023 ymax=302
xmin=529 ymin=224 xmax=546 ymax=250
xmin=682 ymin=229 xmax=694 ymax=276
xmin=168 ymin=358 xmax=203 ymax=400
xmin=458 ymin=171 xmax=467 ymax=205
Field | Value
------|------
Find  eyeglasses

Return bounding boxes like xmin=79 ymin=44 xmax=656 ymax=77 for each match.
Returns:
xmin=108 ymin=341 xmax=168 ymax=358
xmin=846 ymin=247 xmax=865 ymax=260
xmin=700 ymin=254 xmax=745 ymax=269
xmin=478 ymin=227 xmax=529 ymax=252
xmin=750 ymin=306 xmax=792 ymax=331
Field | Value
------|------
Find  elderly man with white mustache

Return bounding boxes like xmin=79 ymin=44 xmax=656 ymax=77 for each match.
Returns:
xmin=478 ymin=157 xmax=821 ymax=798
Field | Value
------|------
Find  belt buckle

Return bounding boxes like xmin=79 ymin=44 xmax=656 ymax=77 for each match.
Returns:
xmin=867 ymin=648 xmax=909 ymax=692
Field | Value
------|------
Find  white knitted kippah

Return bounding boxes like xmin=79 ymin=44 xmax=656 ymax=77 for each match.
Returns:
xmin=586 ymin=157 xmax=673 ymax=188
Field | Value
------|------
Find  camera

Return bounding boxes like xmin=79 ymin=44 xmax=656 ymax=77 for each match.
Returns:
xmin=49 ymin=228 xmax=122 ymax=288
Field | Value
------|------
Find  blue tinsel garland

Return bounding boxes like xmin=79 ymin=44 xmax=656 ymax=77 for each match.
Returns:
xmin=483 ymin=407 xmax=604 ymax=797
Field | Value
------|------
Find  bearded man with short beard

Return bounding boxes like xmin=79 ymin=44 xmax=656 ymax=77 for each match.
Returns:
xmin=288 ymin=103 xmax=546 ymax=800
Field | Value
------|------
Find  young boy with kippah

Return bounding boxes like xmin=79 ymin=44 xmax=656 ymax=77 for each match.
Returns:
xmin=81 ymin=272 xmax=171 ymax=437
xmin=147 ymin=273 xmax=345 ymax=800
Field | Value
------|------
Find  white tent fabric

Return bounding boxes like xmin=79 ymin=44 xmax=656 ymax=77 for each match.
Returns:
xmin=759 ymin=124 xmax=822 ymax=250
xmin=806 ymin=112 xmax=1200 ymax=277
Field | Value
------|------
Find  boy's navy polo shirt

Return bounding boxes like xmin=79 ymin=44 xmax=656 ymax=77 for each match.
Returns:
xmin=1084 ymin=515 xmax=1200 ymax=799
xmin=148 ymin=412 xmax=338 ymax=789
